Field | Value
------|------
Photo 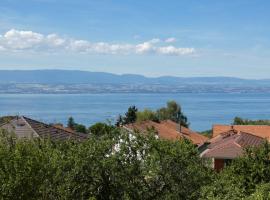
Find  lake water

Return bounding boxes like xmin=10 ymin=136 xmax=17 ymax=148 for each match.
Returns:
xmin=0 ymin=93 xmax=269 ymax=131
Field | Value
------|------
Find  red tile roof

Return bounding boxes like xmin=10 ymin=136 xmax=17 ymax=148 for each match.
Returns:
xmin=213 ymin=125 xmax=270 ymax=140
xmin=201 ymin=130 xmax=265 ymax=159
xmin=124 ymin=120 xmax=208 ymax=145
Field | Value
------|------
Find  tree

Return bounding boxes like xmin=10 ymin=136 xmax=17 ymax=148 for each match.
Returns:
xmin=67 ymin=117 xmax=87 ymax=133
xmin=67 ymin=117 xmax=75 ymax=129
xmin=200 ymin=142 xmax=270 ymax=199
xmin=74 ymin=124 xmax=87 ymax=133
xmin=233 ymin=117 xmax=270 ymax=125
xmin=157 ymin=101 xmax=189 ymax=127
xmin=124 ymin=106 xmax=138 ymax=124
xmin=115 ymin=115 xmax=123 ymax=127
xmin=89 ymin=123 xmax=115 ymax=138
xmin=136 ymin=109 xmax=159 ymax=123
xmin=0 ymin=127 xmax=211 ymax=200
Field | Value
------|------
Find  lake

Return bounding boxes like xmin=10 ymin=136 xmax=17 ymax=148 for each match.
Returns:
xmin=0 ymin=93 xmax=269 ymax=131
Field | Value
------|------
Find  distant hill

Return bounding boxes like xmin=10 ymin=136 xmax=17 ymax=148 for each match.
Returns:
xmin=0 ymin=70 xmax=269 ymax=86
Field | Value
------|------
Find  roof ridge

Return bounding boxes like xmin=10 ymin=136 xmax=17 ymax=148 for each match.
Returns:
xmin=22 ymin=116 xmax=75 ymax=135
xmin=21 ymin=116 xmax=39 ymax=137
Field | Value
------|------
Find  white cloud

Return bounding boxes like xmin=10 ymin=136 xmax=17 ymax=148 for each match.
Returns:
xmin=157 ymin=46 xmax=195 ymax=55
xmin=0 ymin=29 xmax=195 ymax=56
xmin=2 ymin=29 xmax=44 ymax=50
xmin=165 ymin=37 xmax=177 ymax=43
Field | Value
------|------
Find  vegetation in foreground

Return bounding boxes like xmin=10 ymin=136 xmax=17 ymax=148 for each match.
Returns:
xmin=0 ymin=128 xmax=210 ymax=200
xmin=1 ymin=126 xmax=270 ymax=200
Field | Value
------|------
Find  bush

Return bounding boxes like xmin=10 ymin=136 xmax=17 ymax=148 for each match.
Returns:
xmin=0 ymin=128 xmax=210 ymax=200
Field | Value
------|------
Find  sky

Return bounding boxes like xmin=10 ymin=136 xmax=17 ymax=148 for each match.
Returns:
xmin=0 ymin=0 xmax=270 ymax=78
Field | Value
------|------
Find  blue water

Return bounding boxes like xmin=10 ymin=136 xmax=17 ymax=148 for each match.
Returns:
xmin=0 ymin=93 xmax=269 ymax=131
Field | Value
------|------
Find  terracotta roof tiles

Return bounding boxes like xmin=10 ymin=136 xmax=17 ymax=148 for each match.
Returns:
xmin=124 ymin=120 xmax=208 ymax=145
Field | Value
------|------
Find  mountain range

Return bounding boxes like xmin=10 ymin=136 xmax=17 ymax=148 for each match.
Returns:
xmin=0 ymin=70 xmax=269 ymax=86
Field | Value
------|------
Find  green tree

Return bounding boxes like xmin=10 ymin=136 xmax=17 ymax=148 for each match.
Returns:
xmin=67 ymin=117 xmax=87 ymax=133
xmin=233 ymin=117 xmax=270 ymax=125
xmin=200 ymin=142 xmax=270 ymax=199
xmin=115 ymin=115 xmax=123 ymax=127
xmin=89 ymin=122 xmax=115 ymax=138
xmin=247 ymin=183 xmax=270 ymax=200
xmin=74 ymin=124 xmax=87 ymax=133
xmin=157 ymin=101 xmax=189 ymax=127
xmin=0 ymin=127 xmax=211 ymax=200
xmin=67 ymin=116 xmax=75 ymax=129
xmin=124 ymin=106 xmax=138 ymax=124
xmin=136 ymin=109 xmax=159 ymax=123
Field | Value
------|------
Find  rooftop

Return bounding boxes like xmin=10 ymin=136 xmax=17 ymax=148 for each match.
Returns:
xmin=0 ymin=116 xmax=87 ymax=141
xmin=213 ymin=125 xmax=270 ymax=140
xmin=124 ymin=120 xmax=208 ymax=145
xmin=201 ymin=129 xmax=265 ymax=159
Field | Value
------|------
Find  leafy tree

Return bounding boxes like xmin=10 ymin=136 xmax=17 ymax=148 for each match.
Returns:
xmin=136 ymin=109 xmax=159 ymax=123
xmin=89 ymin=122 xmax=115 ymax=138
xmin=74 ymin=124 xmax=87 ymax=133
xmin=247 ymin=183 xmax=270 ymax=200
xmin=0 ymin=127 xmax=211 ymax=200
xmin=200 ymin=142 xmax=270 ymax=199
xmin=67 ymin=117 xmax=87 ymax=133
xmin=157 ymin=101 xmax=189 ymax=127
xmin=233 ymin=117 xmax=270 ymax=125
xmin=124 ymin=106 xmax=138 ymax=124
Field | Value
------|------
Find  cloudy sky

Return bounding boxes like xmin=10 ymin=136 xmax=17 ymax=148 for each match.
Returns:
xmin=0 ymin=0 xmax=270 ymax=78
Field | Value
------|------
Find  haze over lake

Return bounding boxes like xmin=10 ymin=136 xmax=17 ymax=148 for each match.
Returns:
xmin=1 ymin=93 xmax=269 ymax=131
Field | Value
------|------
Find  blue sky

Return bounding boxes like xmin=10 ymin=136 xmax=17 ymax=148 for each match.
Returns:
xmin=0 ymin=0 xmax=270 ymax=78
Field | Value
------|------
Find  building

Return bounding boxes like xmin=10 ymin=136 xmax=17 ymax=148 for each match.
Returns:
xmin=124 ymin=120 xmax=208 ymax=146
xmin=0 ymin=116 xmax=87 ymax=141
xmin=200 ymin=129 xmax=265 ymax=171
xmin=213 ymin=124 xmax=270 ymax=140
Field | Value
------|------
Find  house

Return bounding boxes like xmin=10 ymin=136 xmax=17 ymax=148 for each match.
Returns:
xmin=200 ymin=129 xmax=265 ymax=171
xmin=0 ymin=116 xmax=87 ymax=141
xmin=213 ymin=124 xmax=270 ymax=140
xmin=124 ymin=120 xmax=208 ymax=146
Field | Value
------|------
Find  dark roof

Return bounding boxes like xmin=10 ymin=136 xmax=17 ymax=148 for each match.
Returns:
xmin=201 ymin=130 xmax=265 ymax=159
xmin=23 ymin=117 xmax=87 ymax=141
xmin=0 ymin=116 xmax=87 ymax=141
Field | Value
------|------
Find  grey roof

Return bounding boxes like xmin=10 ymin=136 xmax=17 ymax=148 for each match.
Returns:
xmin=0 ymin=116 xmax=87 ymax=141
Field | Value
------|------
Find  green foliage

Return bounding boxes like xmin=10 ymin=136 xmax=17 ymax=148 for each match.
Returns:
xmin=156 ymin=100 xmax=189 ymax=127
xmin=200 ymin=142 xmax=270 ymax=199
xmin=233 ymin=117 xmax=270 ymax=125
xmin=67 ymin=116 xmax=75 ymax=129
xmin=136 ymin=109 xmax=159 ymax=123
xmin=67 ymin=116 xmax=87 ymax=133
xmin=89 ymin=123 xmax=115 ymax=138
xmin=74 ymin=123 xmax=87 ymax=133
xmin=124 ymin=106 xmax=138 ymax=124
xmin=200 ymin=129 xmax=212 ymax=138
xmin=4 ymin=120 xmax=270 ymax=200
xmin=115 ymin=114 xmax=124 ymax=127
xmin=0 ymin=127 xmax=210 ymax=200
xmin=118 ymin=101 xmax=189 ymax=127
xmin=247 ymin=183 xmax=270 ymax=200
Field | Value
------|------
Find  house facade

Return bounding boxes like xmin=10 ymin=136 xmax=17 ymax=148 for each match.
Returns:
xmin=200 ymin=128 xmax=266 ymax=171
